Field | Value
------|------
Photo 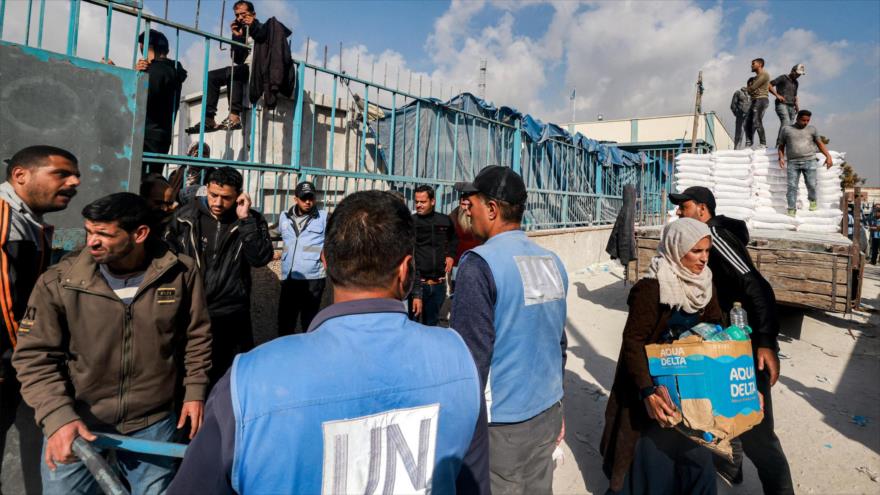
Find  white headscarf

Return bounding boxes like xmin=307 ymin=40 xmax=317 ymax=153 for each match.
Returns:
xmin=645 ymin=218 xmax=714 ymax=314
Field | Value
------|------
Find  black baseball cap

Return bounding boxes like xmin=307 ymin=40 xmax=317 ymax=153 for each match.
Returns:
xmin=669 ymin=186 xmax=716 ymax=213
xmin=295 ymin=181 xmax=316 ymax=198
xmin=454 ymin=165 xmax=527 ymax=205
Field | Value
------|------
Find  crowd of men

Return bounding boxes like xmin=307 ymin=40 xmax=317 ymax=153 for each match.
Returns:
xmin=729 ymin=58 xmax=835 ymax=216
xmin=731 ymin=58 xmax=807 ymax=151
xmin=0 ymin=142 xmax=802 ymax=495
xmin=0 ymin=22 xmax=833 ymax=495
xmin=0 ymin=145 xmax=574 ymax=494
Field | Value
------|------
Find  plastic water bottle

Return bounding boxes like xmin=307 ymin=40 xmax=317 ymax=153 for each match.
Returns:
xmin=730 ymin=302 xmax=748 ymax=329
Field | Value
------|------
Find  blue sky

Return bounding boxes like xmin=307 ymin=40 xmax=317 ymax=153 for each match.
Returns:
xmin=3 ymin=0 xmax=878 ymax=183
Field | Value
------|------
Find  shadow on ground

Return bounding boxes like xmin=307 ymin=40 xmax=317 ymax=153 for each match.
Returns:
xmin=562 ymin=317 xmax=621 ymax=494
xmin=574 ymin=278 xmax=631 ymax=314
xmin=778 ymin=319 xmax=880 ymax=456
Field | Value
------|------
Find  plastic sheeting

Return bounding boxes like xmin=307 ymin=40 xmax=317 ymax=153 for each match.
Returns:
xmin=370 ymin=92 xmax=669 ymax=229
xmin=372 ymin=93 xmax=655 ymax=183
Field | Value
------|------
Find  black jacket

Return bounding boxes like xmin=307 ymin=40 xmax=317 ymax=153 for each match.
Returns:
xmin=247 ymin=17 xmax=294 ymax=109
xmin=144 ymin=58 xmax=187 ymax=148
xmin=413 ymin=211 xmax=458 ymax=280
xmin=707 ymin=215 xmax=779 ymax=351
xmin=163 ymin=199 xmax=273 ymax=317
xmin=606 ymin=184 xmax=637 ymax=264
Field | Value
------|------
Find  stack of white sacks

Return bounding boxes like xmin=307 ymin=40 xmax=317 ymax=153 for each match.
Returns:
xmin=673 ymin=149 xmax=846 ymax=234
xmin=673 ymin=152 xmax=714 ymax=193
xmin=795 ymin=151 xmax=845 ymax=233
xmin=712 ymin=150 xmax=755 ymax=221
xmin=750 ymin=149 xmax=799 ymax=231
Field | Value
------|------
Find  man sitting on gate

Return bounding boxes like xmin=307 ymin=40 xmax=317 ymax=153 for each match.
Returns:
xmin=170 ymin=190 xmax=483 ymax=494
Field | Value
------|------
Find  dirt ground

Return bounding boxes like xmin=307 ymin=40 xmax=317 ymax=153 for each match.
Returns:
xmin=553 ymin=263 xmax=880 ymax=495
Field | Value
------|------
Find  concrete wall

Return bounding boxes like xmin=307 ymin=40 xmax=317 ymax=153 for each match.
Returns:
xmin=176 ymin=89 xmax=379 ymax=173
xmin=709 ymin=113 xmax=734 ymax=151
xmin=527 ymin=225 xmax=615 ymax=272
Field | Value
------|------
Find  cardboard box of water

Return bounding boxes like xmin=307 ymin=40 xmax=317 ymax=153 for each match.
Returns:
xmin=645 ymin=336 xmax=764 ymax=459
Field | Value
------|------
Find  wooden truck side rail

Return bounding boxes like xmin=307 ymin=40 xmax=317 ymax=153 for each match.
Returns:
xmin=627 ymin=229 xmax=862 ymax=314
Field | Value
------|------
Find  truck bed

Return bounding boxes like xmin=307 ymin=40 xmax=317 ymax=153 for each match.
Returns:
xmin=627 ymin=227 xmax=862 ymax=313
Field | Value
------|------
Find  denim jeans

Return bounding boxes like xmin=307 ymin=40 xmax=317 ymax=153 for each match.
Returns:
xmin=775 ymin=103 xmax=797 ymax=147
xmin=745 ymin=97 xmax=769 ymax=147
xmin=414 ymin=282 xmax=447 ymax=326
xmin=786 ymin=159 xmax=817 ymax=210
xmin=41 ymin=415 xmax=178 ymax=495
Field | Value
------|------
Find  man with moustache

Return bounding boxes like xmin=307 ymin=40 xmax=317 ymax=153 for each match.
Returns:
xmin=451 ymin=166 xmax=568 ymax=495
xmin=0 ymin=145 xmax=80 ymax=493
xmin=13 ymin=193 xmax=211 ymax=494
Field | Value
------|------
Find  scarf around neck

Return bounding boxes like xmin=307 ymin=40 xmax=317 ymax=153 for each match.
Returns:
xmin=645 ymin=218 xmax=714 ymax=314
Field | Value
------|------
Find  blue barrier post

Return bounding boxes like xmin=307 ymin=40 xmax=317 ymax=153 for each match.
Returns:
xmin=328 ymin=75 xmax=338 ymax=168
xmin=103 ymin=3 xmax=112 ymax=60
xmin=66 ymin=0 xmax=81 ymax=56
xmin=291 ymin=62 xmax=306 ymax=169
xmin=196 ymin=37 xmax=210 ymax=158
xmin=0 ymin=0 xmax=6 ymax=39
xmin=92 ymin=433 xmax=188 ymax=458
xmin=389 ymin=93 xmax=396 ymax=175
xmin=595 ymin=159 xmax=604 ymax=223
xmin=412 ymin=101 xmax=421 ymax=177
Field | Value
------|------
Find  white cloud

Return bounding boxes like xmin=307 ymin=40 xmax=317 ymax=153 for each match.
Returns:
xmin=825 ymin=99 xmax=880 ymax=185
xmin=3 ymin=0 xmax=876 ymax=183
xmin=737 ymin=9 xmax=770 ymax=47
xmin=559 ymin=1 xmax=725 ymax=120
xmin=257 ymin=0 xmax=299 ymax=29
xmin=1 ymin=0 xmax=147 ymax=66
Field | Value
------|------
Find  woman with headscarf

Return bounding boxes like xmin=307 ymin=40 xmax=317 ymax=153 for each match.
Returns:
xmin=600 ymin=218 xmax=722 ymax=494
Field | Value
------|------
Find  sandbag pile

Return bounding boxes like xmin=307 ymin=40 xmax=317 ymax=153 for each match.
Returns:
xmin=712 ymin=150 xmax=755 ymax=221
xmin=672 ymin=148 xmax=846 ymax=234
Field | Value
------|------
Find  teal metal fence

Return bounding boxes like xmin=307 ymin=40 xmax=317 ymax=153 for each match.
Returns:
xmin=0 ymin=0 xmax=678 ymax=230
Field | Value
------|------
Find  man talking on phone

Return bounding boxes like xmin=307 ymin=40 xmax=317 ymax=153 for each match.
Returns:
xmin=164 ymin=167 xmax=273 ymax=386
xmin=186 ymin=1 xmax=257 ymax=133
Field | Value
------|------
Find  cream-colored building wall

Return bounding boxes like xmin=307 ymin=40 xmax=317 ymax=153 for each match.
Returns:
xmin=567 ymin=113 xmax=733 ymax=150
xmin=573 ymin=120 xmax=632 ymax=143
xmin=637 ymin=115 xmax=701 ymax=142
xmin=710 ymin=114 xmax=734 ymax=150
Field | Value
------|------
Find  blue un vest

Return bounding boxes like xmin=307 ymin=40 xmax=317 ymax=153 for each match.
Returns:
xmin=280 ymin=209 xmax=327 ymax=279
xmin=468 ymin=230 xmax=568 ymax=423
xmin=230 ymin=305 xmax=480 ymax=494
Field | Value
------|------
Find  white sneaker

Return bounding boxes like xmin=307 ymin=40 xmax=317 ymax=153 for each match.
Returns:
xmin=754 ymin=144 xmax=767 ymax=150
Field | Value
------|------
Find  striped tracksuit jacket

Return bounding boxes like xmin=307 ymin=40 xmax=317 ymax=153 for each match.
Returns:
xmin=706 ymin=214 xmax=780 ymax=351
xmin=0 ymin=182 xmax=53 ymax=378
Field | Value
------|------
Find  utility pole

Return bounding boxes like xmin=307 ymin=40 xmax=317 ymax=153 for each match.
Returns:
xmin=478 ymin=59 xmax=487 ymax=99
xmin=690 ymin=71 xmax=703 ymax=153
